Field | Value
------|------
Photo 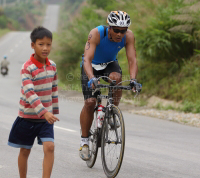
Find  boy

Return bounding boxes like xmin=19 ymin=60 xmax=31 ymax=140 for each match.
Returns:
xmin=8 ymin=26 xmax=59 ymax=178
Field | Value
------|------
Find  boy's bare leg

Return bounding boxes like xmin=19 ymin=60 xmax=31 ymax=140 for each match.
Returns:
xmin=43 ymin=141 xmax=55 ymax=178
xmin=18 ymin=148 xmax=31 ymax=178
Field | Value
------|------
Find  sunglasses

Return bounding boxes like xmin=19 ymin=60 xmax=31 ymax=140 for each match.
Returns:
xmin=112 ymin=28 xmax=127 ymax=34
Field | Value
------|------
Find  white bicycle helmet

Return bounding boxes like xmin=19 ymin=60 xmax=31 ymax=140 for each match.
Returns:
xmin=107 ymin=11 xmax=131 ymax=27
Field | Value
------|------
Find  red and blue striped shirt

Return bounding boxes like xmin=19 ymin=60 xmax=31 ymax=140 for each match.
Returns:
xmin=19 ymin=54 xmax=59 ymax=119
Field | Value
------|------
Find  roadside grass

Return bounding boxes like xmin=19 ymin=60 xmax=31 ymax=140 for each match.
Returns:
xmin=50 ymin=32 xmax=83 ymax=93
xmin=0 ymin=29 xmax=10 ymax=38
xmin=153 ymin=101 xmax=200 ymax=114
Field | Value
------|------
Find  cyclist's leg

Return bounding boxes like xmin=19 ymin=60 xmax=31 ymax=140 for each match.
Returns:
xmin=79 ymin=97 xmax=96 ymax=160
xmin=80 ymin=98 xmax=96 ymax=138
xmin=80 ymin=66 xmax=102 ymax=160
xmin=103 ymin=61 xmax=122 ymax=106
xmin=80 ymin=66 xmax=101 ymax=138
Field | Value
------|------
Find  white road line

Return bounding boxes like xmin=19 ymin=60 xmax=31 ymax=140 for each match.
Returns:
xmin=54 ymin=126 xmax=76 ymax=132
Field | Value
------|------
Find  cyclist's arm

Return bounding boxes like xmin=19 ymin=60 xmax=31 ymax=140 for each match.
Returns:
xmin=83 ymin=28 xmax=100 ymax=80
xmin=125 ymin=30 xmax=138 ymax=79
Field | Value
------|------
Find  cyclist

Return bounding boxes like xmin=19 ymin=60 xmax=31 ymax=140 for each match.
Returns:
xmin=79 ymin=11 xmax=138 ymax=160
xmin=1 ymin=55 xmax=9 ymax=74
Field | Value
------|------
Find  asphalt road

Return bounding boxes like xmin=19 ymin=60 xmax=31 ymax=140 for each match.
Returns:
xmin=0 ymin=4 xmax=200 ymax=178
xmin=43 ymin=5 xmax=60 ymax=32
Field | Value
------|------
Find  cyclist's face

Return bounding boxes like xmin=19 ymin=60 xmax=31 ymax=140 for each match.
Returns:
xmin=110 ymin=27 xmax=127 ymax=42
xmin=31 ymin=37 xmax=52 ymax=62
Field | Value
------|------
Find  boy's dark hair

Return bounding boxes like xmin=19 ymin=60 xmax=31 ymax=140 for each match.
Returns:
xmin=30 ymin=26 xmax=52 ymax=43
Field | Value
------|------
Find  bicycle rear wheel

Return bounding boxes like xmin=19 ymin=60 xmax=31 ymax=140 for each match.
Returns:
xmin=101 ymin=105 xmax=125 ymax=178
xmin=86 ymin=109 xmax=99 ymax=168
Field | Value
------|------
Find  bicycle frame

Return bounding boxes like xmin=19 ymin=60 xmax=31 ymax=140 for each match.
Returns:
xmin=96 ymin=84 xmax=121 ymax=145
xmin=93 ymin=76 xmax=141 ymax=145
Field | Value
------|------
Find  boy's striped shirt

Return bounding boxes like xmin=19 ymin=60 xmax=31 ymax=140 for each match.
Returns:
xmin=19 ymin=54 xmax=59 ymax=119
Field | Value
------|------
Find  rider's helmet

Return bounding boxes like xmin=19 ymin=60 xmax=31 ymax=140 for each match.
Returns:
xmin=3 ymin=55 xmax=7 ymax=59
xmin=107 ymin=11 xmax=131 ymax=27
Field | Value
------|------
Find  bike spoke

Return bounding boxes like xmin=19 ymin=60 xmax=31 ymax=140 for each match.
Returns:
xmin=103 ymin=115 xmax=122 ymax=171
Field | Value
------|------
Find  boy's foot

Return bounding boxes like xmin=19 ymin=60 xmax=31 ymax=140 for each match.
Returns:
xmin=79 ymin=144 xmax=90 ymax=161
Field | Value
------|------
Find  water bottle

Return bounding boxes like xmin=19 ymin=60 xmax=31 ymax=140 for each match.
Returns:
xmin=97 ymin=104 xmax=105 ymax=128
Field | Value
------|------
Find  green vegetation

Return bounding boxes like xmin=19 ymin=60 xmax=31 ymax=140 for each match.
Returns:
xmin=153 ymin=100 xmax=200 ymax=113
xmin=0 ymin=1 xmax=46 ymax=31
xmin=135 ymin=0 xmax=200 ymax=103
xmin=52 ymin=0 xmax=200 ymax=113
xmin=0 ymin=28 xmax=10 ymax=38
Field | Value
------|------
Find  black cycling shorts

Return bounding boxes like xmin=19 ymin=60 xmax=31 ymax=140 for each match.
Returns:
xmin=81 ymin=61 xmax=122 ymax=100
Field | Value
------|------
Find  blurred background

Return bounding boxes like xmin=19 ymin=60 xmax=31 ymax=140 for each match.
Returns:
xmin=0 ymin=0 xmax=200 ymax=113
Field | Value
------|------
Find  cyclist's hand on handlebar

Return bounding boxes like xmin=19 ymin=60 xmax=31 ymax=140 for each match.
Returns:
xmin=130 ymin=79 xmax=142 ymax=93
xmin=88 ymin=77 xmax=99 ymax=89
xmin=130 ymin=79 xmax=137 ymax=92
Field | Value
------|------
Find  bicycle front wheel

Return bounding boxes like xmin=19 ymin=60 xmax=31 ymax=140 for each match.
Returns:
xmin=101 ymin=105 xmax=125 ymax=178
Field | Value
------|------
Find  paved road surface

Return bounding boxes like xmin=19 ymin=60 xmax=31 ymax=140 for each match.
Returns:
xmin=0 ymin=4 xmax=200 ymax=178
xmin=43 ymin=5 xmax=60 ymax=32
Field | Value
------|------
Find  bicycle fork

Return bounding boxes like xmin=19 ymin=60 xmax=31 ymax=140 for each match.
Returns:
xmin=104 ymin=107 xmax=121 ymax=145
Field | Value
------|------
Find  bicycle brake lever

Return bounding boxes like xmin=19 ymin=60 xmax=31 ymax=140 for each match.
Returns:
xmin=92 ymin=88 xmax=100 ymax=96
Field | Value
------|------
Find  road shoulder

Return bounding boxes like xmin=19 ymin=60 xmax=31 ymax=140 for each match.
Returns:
xmin=59 ymin=90 xmax=200 ymax=128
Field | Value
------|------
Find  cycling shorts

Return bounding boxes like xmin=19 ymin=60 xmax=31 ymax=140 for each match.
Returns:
xmin=81 ymin=61 xmax=122 ymax=100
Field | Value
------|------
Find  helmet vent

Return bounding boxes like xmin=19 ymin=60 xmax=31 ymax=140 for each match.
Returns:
xmin=108 ymin=18 xmax=113 ymax=23
xmin=112 ymin=18 xmax=117 ymax=24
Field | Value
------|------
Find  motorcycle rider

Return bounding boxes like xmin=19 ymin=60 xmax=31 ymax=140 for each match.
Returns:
xmin=1 ymin=55 xmax=9 ymax=74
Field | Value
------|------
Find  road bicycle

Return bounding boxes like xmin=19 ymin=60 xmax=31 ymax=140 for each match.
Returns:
xmin=86 ymin=76 xmax=142 ymax=178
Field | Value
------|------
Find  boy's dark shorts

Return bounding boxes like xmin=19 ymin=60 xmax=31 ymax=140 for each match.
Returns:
xmin=81 ymin=61 xmax=122 ymax=100
xmin=8 ymin=117 xmax=54 ymax=149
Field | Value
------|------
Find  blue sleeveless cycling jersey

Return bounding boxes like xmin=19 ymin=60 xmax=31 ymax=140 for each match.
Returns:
xmin=92 ymin=25 xmax=126 ymax=65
